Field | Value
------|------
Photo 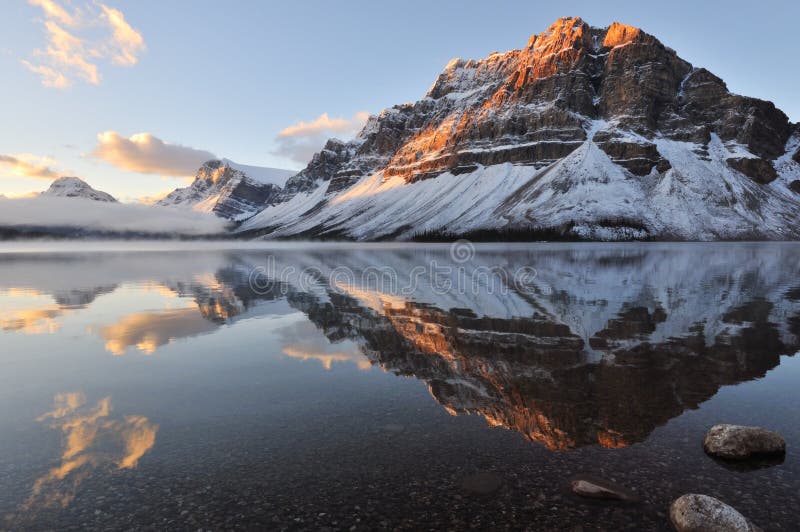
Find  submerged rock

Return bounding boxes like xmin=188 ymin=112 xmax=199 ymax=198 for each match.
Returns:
xmin=460 ymin=472 xmax=503 ymax=495
xmin=703 ymin=424 xmax=786 ymax=460
xmin=570 ymin=476 xmax=637 ymax=501
xmin=669 ymin=494 xmax=761 ymax=532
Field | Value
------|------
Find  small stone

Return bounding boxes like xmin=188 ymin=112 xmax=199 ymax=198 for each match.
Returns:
xmin=703 ymin=424 xmax=786 ymax=460
xmin=460 ymin=472 xmax=503 ymax=495
xmin=670 ymin=494 xmax=761 ymax=531
xmin=569 ymin=476 xmax=637 ymax=502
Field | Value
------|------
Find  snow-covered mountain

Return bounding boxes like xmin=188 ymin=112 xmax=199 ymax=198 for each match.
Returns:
xmin=220 ymin=159 xmax=295 ymax=187
xmin=157 ymin=160 xmax=295 ymax=221
xmin=238 ymin=17 xmax=800 ymax=241
xmin=42 ymin=177 xmax=117 ymax=202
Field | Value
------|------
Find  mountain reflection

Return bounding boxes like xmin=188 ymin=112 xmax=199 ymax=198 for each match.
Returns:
xmin=1 ymin=245 xmax=798 ymax=451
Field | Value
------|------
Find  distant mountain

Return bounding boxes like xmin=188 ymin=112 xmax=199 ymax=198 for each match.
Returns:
xmin=158 ymin=160 xmax=295 ymax=221
xmin=42 ymin=177 xmax=117 ymax=202
xmin=238 ymin=17 xmax=800 ymax=241
xmin=220 ymin=159 xmax=296 ymax=187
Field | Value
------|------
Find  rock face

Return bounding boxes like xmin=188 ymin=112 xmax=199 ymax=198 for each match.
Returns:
xmin=703 ymin=424 xmax=786 ymax=460
xmin=42 ymin=177 xmax=116 ymax=202
xmin=158 ymin=160 xmax=292 ymax=221
xmin=669 ymin=494 xmax=760 ymax=532
xmin=240 ymin=17 xmax=800 ymax=241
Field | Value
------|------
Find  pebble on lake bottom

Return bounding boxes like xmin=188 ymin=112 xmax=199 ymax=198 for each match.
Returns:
xmin=460 ymin=472 xmax=503 ymax=495
xmin=569 ymin=476 xmax=638 ymax=502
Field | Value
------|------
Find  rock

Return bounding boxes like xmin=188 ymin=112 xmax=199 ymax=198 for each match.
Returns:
xmin=669 ymin=494 xmax=761 ymax=532
xmin=789 ymin=180 xmax=800 ymax=194
xmin=703 ymin=424 xmax=786 ymax=460
xmin=726 ymin=158 xmax=778 ymax=184
xmin=794 ymin=147 xmax=800 ymax=164
xmin=570 ymin=476 xmax=637 ymax=501
xmin=460 ymin=472 xmax=503 ymax=495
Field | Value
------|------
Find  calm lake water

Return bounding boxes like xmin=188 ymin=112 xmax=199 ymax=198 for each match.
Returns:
xmin=1 ymin=242 xmax=798 ymax=530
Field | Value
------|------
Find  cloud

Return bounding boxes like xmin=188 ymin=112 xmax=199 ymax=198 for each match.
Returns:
xmin=21 ymin=61 xmax=70 ymax=88
xmin=24 ymin=0 xmax=145 ymax=88
xmin=274 ymin=111 xmax=370 ymax=165
xmin=0 ymin=153 xmax=63 ymax=180
xmin=17 ymin=392 xmax=157 ymax=512
xmin=0 ymin=195 xmax=228 ymax=235
xmin=132 ymin=188 xmax=177 ymax=205
xmin=99 ymin=4 xmax=145 ymax=66
xmin=92 ymin=131 xmax=216 ymax=177
xmin=29 ymin=0 xmax=75 ymax=25
xmin=98 ymin=307 xmax=217 ymax=355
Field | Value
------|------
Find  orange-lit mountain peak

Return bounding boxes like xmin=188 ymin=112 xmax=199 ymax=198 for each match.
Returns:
xmin=603 ymin=21 xmax=649 ymax=48
xmin=526 ymin=16 xmax=592 ymax=54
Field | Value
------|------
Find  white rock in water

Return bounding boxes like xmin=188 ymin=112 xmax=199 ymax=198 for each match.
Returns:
xmin=669 ymin=494 xmax=761 ymax=532
xmin=703 ymin=424 xmax=786 ymax=460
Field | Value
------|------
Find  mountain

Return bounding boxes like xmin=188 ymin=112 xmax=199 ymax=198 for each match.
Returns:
xmin=239 ymin=17 xmax=800 ymax=241
xmin=42 ymin=177 xmax=117 ymax=202
xmin=220 ymin=159 xmax=296 ymax=187
xmin=157 ymin=160 xmax=295 ymax=221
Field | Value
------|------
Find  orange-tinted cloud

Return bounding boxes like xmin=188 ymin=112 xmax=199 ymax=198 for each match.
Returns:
xmin=24 ymin=0 xmax=145 ymax=88
xmin=91 ymin=131 xmax=216 ymax=177
xmin=275 ymin=111 xmax=370 ymax=164
xmin=97 ymin=307 xmax=217 ymax=355
xmin=283 ymin=344 xmax=373 ymax=370
xmin=20 ymin=392 xmax=157 ymax=512
xmin=0 ymin=153 xmax=63 ymax=180
xmin=99 ymin=4 xmax=145 ymax=67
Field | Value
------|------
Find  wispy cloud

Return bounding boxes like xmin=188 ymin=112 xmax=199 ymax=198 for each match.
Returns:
xmin=0 ymin=153 xmax=64 ymax=180
xmin=16 ymin=392 xmax=157 ymax=512
xmin=99 ymin=4 xmax=145 ymax=66
xmin=275 ymin=111 xmax=370 ymax=165
xmin=91 ymin=131 xmax=215 ymax=177
xmin=24 ymin=0 xmax=145 ymax=88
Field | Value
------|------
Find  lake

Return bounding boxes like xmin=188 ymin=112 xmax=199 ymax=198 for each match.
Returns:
xmin=0 ymin=241 xmax=798 ymax=530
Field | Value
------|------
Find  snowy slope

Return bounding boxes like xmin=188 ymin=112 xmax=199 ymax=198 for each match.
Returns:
xmin=239 ymin=121 xmax=800 ymax=240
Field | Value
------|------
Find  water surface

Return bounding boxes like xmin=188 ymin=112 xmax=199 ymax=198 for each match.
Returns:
xmin=1 ymin=242 xmax=798 ymax=530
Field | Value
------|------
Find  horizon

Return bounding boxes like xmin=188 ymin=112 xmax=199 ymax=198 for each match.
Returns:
xmin=1 ymin=0 xmax=799 ymax=201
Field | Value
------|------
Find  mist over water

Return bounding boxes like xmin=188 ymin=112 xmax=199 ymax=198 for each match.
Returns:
xmin=1 ymin=242 xmax=798 ymax=529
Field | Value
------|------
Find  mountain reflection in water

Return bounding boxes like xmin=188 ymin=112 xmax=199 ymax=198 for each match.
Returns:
xmin=1 ymin=244 xmax=798 ymax=453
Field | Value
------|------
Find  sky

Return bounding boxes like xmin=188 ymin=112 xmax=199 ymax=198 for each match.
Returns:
xmin=1 ymin=0 xmax=798 ymax=202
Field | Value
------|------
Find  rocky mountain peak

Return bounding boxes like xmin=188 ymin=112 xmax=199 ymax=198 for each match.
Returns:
xmin=602 ymin=21 xmax=649 ymax=48
xmin=43 ymin=177 xmax=117 ymax=202
xmin=157 ymin=159 xmax=287 ymax=221
xmin=196 ymin=160 xmax=238 ymax=185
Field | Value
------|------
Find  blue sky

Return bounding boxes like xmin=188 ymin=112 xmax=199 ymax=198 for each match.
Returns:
xmin=1 ymin=0 xmax=798 ymax=200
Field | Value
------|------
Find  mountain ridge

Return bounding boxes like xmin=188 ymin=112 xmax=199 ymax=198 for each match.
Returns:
xmin=237 ymin=17 xmax=800 ymax=241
